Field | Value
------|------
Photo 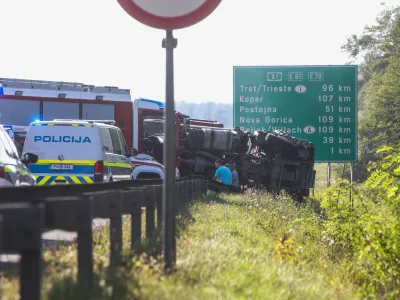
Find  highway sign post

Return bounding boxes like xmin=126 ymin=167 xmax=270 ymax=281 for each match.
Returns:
xmin=116 ymin=0 xmax=222 ymax=272
xmin=233 ymin=65 xmax=358 ymax=163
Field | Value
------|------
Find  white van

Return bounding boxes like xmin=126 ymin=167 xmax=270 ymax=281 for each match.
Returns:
xmin=22 ymin=119 xmax=133 ymax=185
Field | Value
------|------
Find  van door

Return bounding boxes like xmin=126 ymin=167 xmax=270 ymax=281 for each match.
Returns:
xmin=107 ymin=127 xmax=132 ymax=181
xmin=100 ymin=127 xmax=114 ymax=181
xmin=117 ymin=129 xmax=133 ymax=179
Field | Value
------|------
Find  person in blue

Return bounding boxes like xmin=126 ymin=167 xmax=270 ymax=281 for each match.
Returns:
xmin=213 ymin=159 xmax=232 ymax=185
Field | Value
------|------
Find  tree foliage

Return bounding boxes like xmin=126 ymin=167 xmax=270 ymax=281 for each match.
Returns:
xmin=340 ymin=4 xmax=400 ymax=181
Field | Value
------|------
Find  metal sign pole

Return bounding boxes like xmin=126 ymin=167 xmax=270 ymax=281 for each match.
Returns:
xmin=350 ymin=162 xmax=354 ymax=207
xmin=327 ymin=163 xmax=331 ymax=188
xmin=162 ymin=29 xmax=178 ymax=273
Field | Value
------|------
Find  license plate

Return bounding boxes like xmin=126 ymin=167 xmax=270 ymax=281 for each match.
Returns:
xmin=50 ymin=164 xmax=73 ymax=171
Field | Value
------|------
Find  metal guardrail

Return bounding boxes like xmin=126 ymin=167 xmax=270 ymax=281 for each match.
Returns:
xmin=0 ymin=176 xmax=209 ymax=300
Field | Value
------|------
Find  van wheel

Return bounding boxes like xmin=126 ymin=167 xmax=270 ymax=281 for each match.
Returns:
xmin=109 ymin=177 xmax=113 ymax=182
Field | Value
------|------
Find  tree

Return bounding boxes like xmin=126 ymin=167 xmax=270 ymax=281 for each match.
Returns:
xmin=339 ymin=4 xmax=400 ymax=181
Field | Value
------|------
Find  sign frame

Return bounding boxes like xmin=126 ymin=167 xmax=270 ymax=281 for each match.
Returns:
xmin=116 ymin=0 xmax=222 ymax=30
xmin=233 ymin=65 xmax=358 ymax=163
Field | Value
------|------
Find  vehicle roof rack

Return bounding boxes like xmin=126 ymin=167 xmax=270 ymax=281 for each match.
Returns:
xmin=53 ymin=119 xmax=116 ymax=125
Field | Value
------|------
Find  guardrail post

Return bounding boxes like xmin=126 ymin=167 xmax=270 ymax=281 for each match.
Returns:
xmin=183 ymin=180 xmax=189 ymax=204
xmin=180 ymin=182 xmax=184 ymax=209
xmin=83 ymin=190 xmax=124 ymax=266
xmin=20 ymin=204 xmax=45 ymax=300
xmin=198 ymin=180 xmax=202 ymax=198
xmin=192 ymin=180 xmax=197 ymax=200
xmin=45 ymin=196 xmax=94 ymax=294
xmin=108 ymin=192 xmax=123 ymax=266
xmin=176 ymin=182 xmax=183 ymax=212
xmin=0 ymin=213 xmax=2 ymax=252
xmin=76 ymin=196 xmax=94 ymax=293
xmin=188 ymin=180 xmax=193 ymax=202
xmin=154 ymin=185 xmax=163 ymax=230
xmin=0 ymin=202 xmax=45 ymax=300
xmin=196 ymin=180 xmax=201 ymax=199
xmin=144 ymin=186 xmax=156 ymax=240
xmin=122 ymin=188 xmax=144 ymax=250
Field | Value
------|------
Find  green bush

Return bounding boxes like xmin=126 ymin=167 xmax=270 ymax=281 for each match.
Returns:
xmin=320 ymin=146 xmax=400 ymax=299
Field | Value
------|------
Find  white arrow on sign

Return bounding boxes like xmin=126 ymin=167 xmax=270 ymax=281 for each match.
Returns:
xmin=303 ymin=125 xmax=316 ymax=134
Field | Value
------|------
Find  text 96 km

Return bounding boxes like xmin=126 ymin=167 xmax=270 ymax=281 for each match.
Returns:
xmin=322 ymin=84 xmax=334 ymax=92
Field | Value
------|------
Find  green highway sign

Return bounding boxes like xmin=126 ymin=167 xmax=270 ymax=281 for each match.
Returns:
xmin=233 ymin=65 xmax=358 ymax=162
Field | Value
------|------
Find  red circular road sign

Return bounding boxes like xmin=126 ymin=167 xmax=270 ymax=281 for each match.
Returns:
xmin=116 ymin=0 xmax=222 ymax=30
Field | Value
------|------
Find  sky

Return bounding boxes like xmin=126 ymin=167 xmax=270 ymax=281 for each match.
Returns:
xmin=1 ymin=0 xmax=400 ymax=103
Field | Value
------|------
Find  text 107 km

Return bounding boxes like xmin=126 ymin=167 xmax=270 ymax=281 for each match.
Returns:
xmin=319 ymin=95 xmax=352 ymax=103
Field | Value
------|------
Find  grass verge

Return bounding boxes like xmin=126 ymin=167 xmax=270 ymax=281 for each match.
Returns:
xmin=1 ymin=190 xmax=362 ymax=300
xmin=138 ymin=192 xmax=359 ymax=299
xmin=2 ymin=156 xmax=397 ymax=299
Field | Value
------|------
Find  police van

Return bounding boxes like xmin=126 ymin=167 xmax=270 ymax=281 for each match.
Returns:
xmin=22 ymin=119 xmax=134 ymax=185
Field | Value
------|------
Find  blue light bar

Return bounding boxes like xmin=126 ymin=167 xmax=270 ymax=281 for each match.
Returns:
xmin=3 ymin=125 xmax=12 ymax=130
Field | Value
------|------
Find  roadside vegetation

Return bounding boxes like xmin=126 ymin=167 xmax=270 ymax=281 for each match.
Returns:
xmin=1 ymin=148 xmax=398 ymax=299
xmin=335 ymin=4 xmax=400 ymax=181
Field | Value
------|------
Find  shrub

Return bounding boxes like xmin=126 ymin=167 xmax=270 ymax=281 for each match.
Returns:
xmin=320 ymin=146 xmax=400 ymax=299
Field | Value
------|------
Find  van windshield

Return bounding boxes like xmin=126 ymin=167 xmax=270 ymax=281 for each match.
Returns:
xmin=23 ymin=124 xmax=101 ymax=161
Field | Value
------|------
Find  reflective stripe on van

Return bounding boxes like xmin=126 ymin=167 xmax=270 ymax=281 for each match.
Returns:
xmin=34 ymin=175 xmax=94 ymax=185
xmin=29 ymin=159 xmax=96 ymax=185
xmin=29 ymin=159 xmax=132 ymax=185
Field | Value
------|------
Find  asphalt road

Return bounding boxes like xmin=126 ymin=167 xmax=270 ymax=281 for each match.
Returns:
xmin=0 ymin=218 xmax=109 ymax=265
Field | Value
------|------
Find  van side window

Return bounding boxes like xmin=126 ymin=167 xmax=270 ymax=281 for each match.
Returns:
xmin=117 ymin=130 xmax=129 ymax=156
xmin=109 ymin=128 xmax=122 ymax=155
xmin=100 ymin=127 xmax=114 ymax=153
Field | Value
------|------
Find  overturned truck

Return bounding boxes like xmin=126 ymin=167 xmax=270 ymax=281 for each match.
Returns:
xmin=142 ymin=114 xmax=316 ymax=198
